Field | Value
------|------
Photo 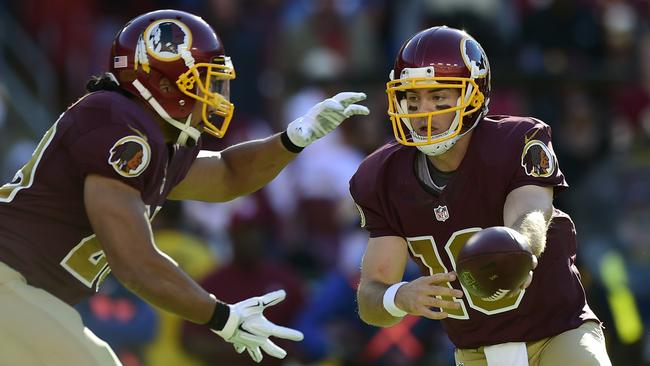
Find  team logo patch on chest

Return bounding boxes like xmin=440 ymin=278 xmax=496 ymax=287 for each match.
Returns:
xmin=434 ymin=205 xmax=450 ymax=222
xmin=108 ymin=136 xmax=151 ymax=177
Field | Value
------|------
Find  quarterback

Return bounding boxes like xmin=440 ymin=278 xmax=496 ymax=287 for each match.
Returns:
xmin=0 ymin=9 xmax=368 ymax=365
xmin=350 ymin=26 xmax=611 ymax=366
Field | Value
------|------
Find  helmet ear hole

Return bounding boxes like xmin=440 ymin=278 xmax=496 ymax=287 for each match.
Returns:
xmin=159 ymin=77 xmax=174 ymax=94
xmin=118 ymin=70 xmax=137 ymax=83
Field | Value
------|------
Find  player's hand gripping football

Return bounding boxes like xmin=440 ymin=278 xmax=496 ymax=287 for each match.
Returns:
xmin=286 ymin=92 xmax=370 ymax=147
xmin=506 ymin=234 xmax=539 ymax=298
xmin=213 ymin=290 xmax=304 ymax=363
xmin=509 ymin=253 xmax=538 ymax=297
xmin=394 ymin=273 xmax=464 ymax=320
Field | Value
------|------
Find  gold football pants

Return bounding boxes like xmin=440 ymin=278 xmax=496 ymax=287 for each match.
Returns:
xmin=0 ymin=261 xmax=121 ymax=366
xmin=455 ymin=320 xmax=612 ymax=366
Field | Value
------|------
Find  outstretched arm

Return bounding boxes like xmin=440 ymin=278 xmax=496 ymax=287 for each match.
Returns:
xmin=85 ymin=174 xmax=302 ymax=363
xmin=168 ymin=134 xmax=295 ymax=202
xmin=503 ymin=185 xmax=553 ymax=257
xmin=169 ymin=92 xmax=369 ymax=202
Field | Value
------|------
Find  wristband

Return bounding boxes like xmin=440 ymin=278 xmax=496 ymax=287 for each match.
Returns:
xmin=280 ymin=130 xmax=304 ymax=153
xmin=206 ymin=296 xmax=231 ymax=331
xmin=383 ymin=282 xmax=408 ymax=318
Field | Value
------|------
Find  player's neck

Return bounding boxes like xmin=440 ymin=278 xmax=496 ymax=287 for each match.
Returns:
xmin=427 ymin=130 xmax=473 ymax=172
xmin=158 ymin=121 xmax=182 ymax=143
xmin=134 ymin=99 xmax=187 ymax=143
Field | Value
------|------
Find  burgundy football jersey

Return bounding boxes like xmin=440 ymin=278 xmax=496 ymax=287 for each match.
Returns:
xmin=350 ymin=116 xmax=598 ymax=348
xmin=0 ymin=91 xmax=200 ymax=305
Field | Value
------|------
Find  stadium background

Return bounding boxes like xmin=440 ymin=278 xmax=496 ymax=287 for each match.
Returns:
xmin=1 ymin=0 xmax=649 ymax=365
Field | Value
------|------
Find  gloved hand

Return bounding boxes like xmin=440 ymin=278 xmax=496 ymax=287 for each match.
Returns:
xmin=213 ymin=290 xmax=304 ymax=363
xmin=286 ymin=92 xmax=370 ymax=148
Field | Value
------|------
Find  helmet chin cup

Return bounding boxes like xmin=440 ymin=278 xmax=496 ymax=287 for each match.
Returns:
xmin=415 ymin=135 xmax=460 ymax=156
xmin=407 ymin=109 xmax=462 ymax=156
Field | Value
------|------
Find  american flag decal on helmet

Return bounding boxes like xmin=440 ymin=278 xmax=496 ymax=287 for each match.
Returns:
xmin=113 ymin=56 xmax=128 ymax=68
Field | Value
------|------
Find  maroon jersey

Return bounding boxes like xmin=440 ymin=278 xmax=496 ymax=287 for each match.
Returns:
xmin=350 ymin=116 xmax=598 ymax=348
xmin=0 ymin=91 xmax=200 ymax=305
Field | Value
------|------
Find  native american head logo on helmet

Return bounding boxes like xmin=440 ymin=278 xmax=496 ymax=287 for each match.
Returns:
xmin=148 ymin=21 xmax=188 ymax=56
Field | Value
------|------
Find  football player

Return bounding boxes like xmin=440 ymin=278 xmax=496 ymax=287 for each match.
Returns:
xmin=0 ymin=9 xmax=368 ymax=366
xmin=350 ymin=26 xmax=611 ymax=366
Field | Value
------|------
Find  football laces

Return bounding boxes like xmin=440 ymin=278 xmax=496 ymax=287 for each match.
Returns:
xmin=481 ymin=289 xmax=510 ymax=302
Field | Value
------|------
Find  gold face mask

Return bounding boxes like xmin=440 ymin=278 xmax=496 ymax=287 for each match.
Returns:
xmin=386 ymin=76 xmax=484 ymax=147
xmin=176 ymin=56 xmax=236 ymax=138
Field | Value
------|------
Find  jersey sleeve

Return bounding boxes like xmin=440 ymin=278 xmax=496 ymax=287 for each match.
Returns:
xmin=506 ymin=119 xmax=568 ymax=194
xmin=64 ymin=106 xmax=160 ymax=193
xmin=349 ymin=157 xmax=400 ymax=238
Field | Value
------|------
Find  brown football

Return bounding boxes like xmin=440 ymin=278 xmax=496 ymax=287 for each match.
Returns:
xmin=456 ymin=227 xmax=534 ymax=301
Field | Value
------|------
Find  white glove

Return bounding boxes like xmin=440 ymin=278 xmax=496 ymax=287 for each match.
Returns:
xmin=213 ymin=290 xmax=304 ymax=363
xmin=286 ymin=92 xmax=370 ymax=147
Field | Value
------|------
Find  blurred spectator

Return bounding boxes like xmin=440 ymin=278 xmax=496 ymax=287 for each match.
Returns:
xmin=294 ymin=232 xmax=454 ymax=365
xmin=273 ymin=87 xmax=366 ymax=273
xmin=76 ymin=277 xmax=158 ymax=366
xmin=144 ymin=201 xmax=218 ymax=366
xmin=553 ymin=85 xmax=609 ymax=188
xmin=181 ymin=121 xmax=278 ymax=261
xmin=293 ymin=230 xmax=369 ymax=363
xmin=600 ymin=0 xmax=639 ymax=80
xmin=182 ymin=193 xmax=305 ymax=366
xmin=200 ymin=0 xmax=285 ymax=118
xmin=567 ymin=126 xmax=650 ymax=365
xmin=276 ymin=0 xmax=382 ymax=89
xmin=17 ymin=0 xmax=99 ymax=106
xmin=611 ymin=28 xmax=650 ymax=148
xmin=0 ymin=82 xmax=7 ymax=132
xmin=2 ymin=139 xmax=37 ymax=183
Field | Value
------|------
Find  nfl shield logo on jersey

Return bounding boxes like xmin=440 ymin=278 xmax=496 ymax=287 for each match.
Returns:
xmin=434 ymin=205 xmax=449 ymax=222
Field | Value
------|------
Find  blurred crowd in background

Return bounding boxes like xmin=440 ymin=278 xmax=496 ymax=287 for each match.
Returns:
xmin=1 ymin=0 xmax=650 ymax=365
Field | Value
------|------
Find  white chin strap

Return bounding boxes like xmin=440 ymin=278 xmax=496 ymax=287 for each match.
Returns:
xmin=132 ymin=79 xmax=201 ymax=146
xmin=417 ymin=133 xmax=460 ymax=156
